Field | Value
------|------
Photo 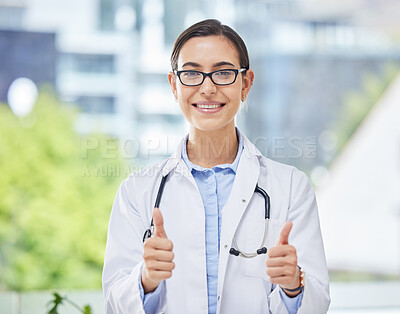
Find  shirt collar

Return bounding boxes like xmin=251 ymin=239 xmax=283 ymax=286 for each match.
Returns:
xmin=181 ymin=128 xmax=244 ymax=174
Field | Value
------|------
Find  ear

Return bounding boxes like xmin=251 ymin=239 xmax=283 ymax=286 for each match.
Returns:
xmin=241 ymin=69 xmax=254 ymax=100
xmin=168 ymin=71 xmax=178 ymax=101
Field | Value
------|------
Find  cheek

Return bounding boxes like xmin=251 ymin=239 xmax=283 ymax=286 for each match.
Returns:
xmin=178 ymin=100 xmax=186 ymax=113
xmin=176 ymin=85 xmax=185 ymax=98
xmin=226 ymin=82 xmax=242 ymax=97
xmin=177 ymin=86 xmax=195 ymax=103
xmin=225 ymin=86 xmax=242 ymax=103
xmin=178 ymin=91 xmax=192 ymax=114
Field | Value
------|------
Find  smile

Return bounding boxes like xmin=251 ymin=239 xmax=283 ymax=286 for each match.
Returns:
xmin=192 ymin=103 xmax=225 ymax=109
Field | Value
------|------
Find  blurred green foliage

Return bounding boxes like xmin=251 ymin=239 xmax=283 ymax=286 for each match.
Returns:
xmin=0 ymin=90 xmax=126 ymax=291
xmin=335 ymin=62 xmax=399 ymax=151
xmin=47 ymin=292 xmax=92 ymax=314
xmin=329 ymin=270 xmax=400 ymax=282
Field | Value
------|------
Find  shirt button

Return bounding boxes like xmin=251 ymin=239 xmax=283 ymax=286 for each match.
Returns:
xmin=218 ymin=296 xmax=220 ymax=301
xmin=242 ymin=199 xmax=246 ymax=203
xmin=224 ymin=244 xmax=228 ymax=249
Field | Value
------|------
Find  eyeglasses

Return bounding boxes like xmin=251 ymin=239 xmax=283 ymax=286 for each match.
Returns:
xmin=174 ymin=68 xmax=247 ymax=86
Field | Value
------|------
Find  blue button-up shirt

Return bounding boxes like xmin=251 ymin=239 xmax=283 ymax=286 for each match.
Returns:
xmin=139 ymin=130 xmax=302 ymax=313
xmin=181 ymin=131 xmax=244 ymax=314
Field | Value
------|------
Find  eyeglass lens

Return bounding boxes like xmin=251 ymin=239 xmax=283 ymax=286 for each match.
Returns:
xmin=180 ymin=70 xmax=237 ymax=86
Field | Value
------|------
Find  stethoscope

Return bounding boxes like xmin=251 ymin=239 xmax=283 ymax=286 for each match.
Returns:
xmin=143 ymin=173 xmax=271 ymax=258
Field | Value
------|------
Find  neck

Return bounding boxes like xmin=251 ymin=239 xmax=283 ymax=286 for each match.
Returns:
xmin=187 ymin=124 xmax=239 ymax=168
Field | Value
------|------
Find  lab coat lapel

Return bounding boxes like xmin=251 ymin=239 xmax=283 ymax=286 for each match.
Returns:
xmin=161 ymin=136 xmax=198 ymax=187
xmin=160 ymin=137 xmax=209 ymax=312
xmin=162 ymin=138 xmax=183 ymax=177
xmin=218 ymin=136 xmax=261 ymax=293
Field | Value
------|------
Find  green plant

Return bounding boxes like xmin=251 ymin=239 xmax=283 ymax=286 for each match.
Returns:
xmin=0 ymin=89 xmax=127 ymax=290
xmin=47 ymin=292 xmax=92 ymax=314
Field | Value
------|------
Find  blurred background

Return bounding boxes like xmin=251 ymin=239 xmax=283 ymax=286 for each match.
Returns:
xmin=0 ymin=0 xmax=399 ymax=313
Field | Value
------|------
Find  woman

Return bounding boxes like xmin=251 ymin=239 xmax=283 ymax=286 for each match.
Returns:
xmin=102 ymin=19 xmax=330 ymax=314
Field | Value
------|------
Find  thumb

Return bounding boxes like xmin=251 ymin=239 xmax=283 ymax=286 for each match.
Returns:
xmin=153 ymin=207 xmax=167 ymax=238
xmin=276 ymin=221 xmax=293 ymax=246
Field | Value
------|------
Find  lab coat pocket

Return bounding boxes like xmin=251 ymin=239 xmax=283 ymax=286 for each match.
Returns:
xmin=244 ymin=218 xmax=285 ymax=281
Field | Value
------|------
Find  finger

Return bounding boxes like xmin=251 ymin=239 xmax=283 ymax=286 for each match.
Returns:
xmin=146 ymin=260 xmax=175 ymax=272
xmin=151 ymin=238 xmax=174 ymax=251
xmin=266 ymin=257 xmax=287 ymax=267
xmin=147 ymin=270 xmax=173 ymax=282
xmin=269 ymin=275 xmax=293 ymax=286
xmin=153 ymin=250 xmax=174 ymax=262
xmin=143 ymin=238 xmax=173 ymax=253
xmin=268 ymin=245 xmax=296 ymax=258
xmin=153 ymin=207 xmax=167 ymax=238
xmin=266 ymin=266 xmax=293 ymax=277
xmin=143 ymin=247 xmax=174 ymax=262
xmin=277 ymin=221 xmax=293 ymax=246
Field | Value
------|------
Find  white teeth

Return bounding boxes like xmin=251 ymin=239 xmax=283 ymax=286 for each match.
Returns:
xmin=196 ymin=104 xmax=222 ymax=109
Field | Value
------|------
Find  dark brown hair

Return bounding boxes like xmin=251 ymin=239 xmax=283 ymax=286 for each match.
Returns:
xmin=170 ymin=19 xmax=249 ymax=71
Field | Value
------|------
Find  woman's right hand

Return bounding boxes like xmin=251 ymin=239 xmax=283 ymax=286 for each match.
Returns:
xmin=141 ymin=207 xmax=175 ymax=294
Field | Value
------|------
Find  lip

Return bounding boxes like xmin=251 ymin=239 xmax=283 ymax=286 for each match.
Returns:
xmin=192 ymin=101 xmax=226 ymax=114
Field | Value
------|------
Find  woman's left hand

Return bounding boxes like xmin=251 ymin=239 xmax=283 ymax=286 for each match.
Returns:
xmin=266 ymin=221 xmax=301 ymax=297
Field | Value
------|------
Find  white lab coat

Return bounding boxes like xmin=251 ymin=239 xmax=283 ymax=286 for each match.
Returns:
xmin=102 ymin=133 xmax=330 ymax=314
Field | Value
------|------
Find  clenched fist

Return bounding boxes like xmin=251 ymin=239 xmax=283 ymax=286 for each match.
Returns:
xmin=141 ymin=207 xmax=175 ymax=294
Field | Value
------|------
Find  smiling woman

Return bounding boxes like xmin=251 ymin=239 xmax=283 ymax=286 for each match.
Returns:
xmin=168 ymin=35 xmax=254 ymax=159
xmin=102 ymin=19 xmax=330 ymax=314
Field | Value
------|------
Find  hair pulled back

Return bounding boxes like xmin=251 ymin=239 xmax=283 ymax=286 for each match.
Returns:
xmin=170 ymin=19 xmax=249 ymax=71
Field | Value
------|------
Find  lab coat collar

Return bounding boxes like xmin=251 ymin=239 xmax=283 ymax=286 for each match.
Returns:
xmin=180 ymin=128 xmax=244 ymax=174
xmin=161 ymin=130 xmax=263 ymax=177
xmin=161 ymin=137 xmax=188 ymax=177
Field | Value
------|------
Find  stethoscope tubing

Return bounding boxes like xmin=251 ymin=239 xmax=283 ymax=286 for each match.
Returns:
xmin=143 ymin=174 xmax=271 ymax=259
xmin=142 ymin=173 xmax=169 ymax=242
xmin=231 ymin=184 xmax=270 ymax=258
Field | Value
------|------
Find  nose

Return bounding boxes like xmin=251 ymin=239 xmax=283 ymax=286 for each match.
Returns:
xmin=199 ymin=76 xmax=217 ymax=96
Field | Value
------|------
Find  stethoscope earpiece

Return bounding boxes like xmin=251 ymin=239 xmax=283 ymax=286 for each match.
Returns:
xmin=229 ymin=248 xmax=240 ymax=256
xmin=257 ymin=247 xmax=267 ymax=255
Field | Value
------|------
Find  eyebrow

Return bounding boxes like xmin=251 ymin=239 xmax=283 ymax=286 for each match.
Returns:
xmin=181 ymin=61 xmax=236 ymax=68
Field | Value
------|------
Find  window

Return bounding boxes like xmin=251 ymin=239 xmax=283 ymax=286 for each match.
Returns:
xmin=75 ymin=96 xmax=115 ymax=113
xmin=59 ymin=53 xmax=115 ymax=73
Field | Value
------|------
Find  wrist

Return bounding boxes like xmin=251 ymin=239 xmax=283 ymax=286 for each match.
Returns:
xmin=141 ymin=269 xmax=159 ymax=294
xmin=282 ymin=265 xmax=304 ymax=297
xmin=282 ymin=286 xmax=302 ymax=297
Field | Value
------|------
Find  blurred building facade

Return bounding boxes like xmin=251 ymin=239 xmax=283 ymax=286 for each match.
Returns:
xmin=234 ymin=0 xmax=400 ymax=173
xmin=2 ymin=0 xmax=400 ymax=167
xmin=317 ymin=73 xmax=400 ymax=275
xmin=1 ymin=0 xmax=400 ymax=284
xmin=0 ymin=29 xmax=56 ymax=103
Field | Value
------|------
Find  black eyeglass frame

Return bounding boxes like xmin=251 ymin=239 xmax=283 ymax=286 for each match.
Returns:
xmin=173 ymin=68 xmax=247 ymax=86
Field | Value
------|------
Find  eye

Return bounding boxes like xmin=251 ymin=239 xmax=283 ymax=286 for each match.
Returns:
xmin=182 ymin=71 xmax=201 ymax=78
xmin=215 ymin=70 xmax=234 ymax=77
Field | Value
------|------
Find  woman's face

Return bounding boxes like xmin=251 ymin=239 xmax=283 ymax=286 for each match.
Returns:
xmin=168 ymin=35 xmax=254 ymax=134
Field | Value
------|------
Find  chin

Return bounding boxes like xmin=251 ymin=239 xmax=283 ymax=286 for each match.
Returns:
xmin=192 ymin=120 xmax=234 ymax=133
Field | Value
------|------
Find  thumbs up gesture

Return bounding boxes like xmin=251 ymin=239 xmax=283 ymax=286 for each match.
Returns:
xmin=141 ymin=207 xmax=175 ymax=294
xmin=266 ymin=221 xmax=301 ymax=296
